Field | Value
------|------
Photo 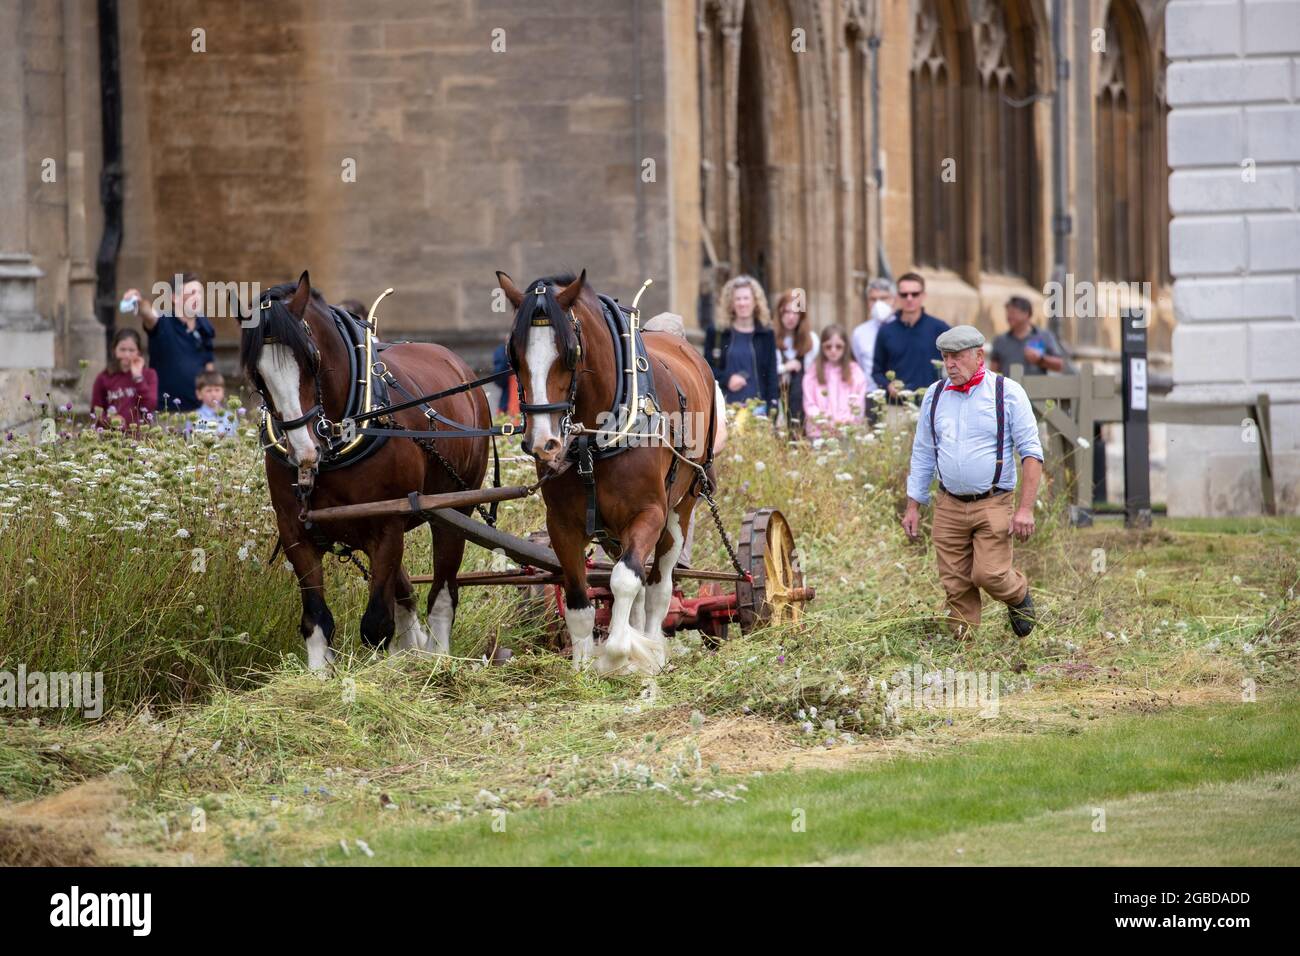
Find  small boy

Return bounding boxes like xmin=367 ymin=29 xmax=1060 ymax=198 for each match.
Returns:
xmin=192 ymin=370 xmax=237 ymax=437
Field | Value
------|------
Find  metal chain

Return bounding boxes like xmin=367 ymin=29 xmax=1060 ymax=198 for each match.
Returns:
xmin=333 ymin=545 xmax=370 ymax=579
xmin=293 ymin=481 xmax=371 ymax=580
xmin=378 ymin=371 xmax=499 ymax=527
xmin=697 ymin=473 xmax=751 ymax=582
xmin=413 ymin=433 xmax=496 ymax=526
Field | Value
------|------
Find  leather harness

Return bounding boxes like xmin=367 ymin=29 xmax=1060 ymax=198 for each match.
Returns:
xmin=511 ymin=288 xmax=686 ymax=551
xmin=259 ymin=305 xmax=393 ymax=473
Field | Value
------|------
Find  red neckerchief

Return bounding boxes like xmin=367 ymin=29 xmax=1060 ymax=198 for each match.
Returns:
xmin=946 ymin=362 xmax=986 ymax=393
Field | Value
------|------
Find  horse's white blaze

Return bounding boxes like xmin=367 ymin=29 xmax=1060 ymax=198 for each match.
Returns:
xmin=426 ymin=586 xmax=454 ymax=656
xmin=565 ymin=604 xmax=596 ymax=671
xmin=259 ymin=344 xmax=317 ymax=465
xmin=305 ymin=626 xmax=332 ymax=672
xmin=643 ymin=520 xmax=683 ymax=648
xmin=524 ymin=324 xmax=561 ymax=448
xmin=596 ymin=561 xmax=666 ymax=676
xmin=392 ymin=602 xmax=430 ymax=655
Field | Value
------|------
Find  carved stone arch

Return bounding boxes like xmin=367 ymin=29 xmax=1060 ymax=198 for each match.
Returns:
xmin=696 ymin=0 xmax=851 ymax=323
xmin=843 ymin=0 xmax=882 ymax=37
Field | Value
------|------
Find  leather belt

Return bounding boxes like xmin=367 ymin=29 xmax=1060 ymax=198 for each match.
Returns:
xmin=941 ymin=485 xmax=1009 ymax=503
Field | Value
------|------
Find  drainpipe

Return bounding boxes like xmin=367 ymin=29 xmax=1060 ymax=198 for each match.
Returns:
xmin=94 ymin=0 xmax=123 ymax=358
xmin=868 ymin=32 xmax=891 ymax=280
xmin=1049 ymin=0 xmax=1069 ymax=341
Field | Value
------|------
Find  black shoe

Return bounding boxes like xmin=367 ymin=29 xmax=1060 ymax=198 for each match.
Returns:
xmin=1009 ymin=591 xmax=1036 ymax=637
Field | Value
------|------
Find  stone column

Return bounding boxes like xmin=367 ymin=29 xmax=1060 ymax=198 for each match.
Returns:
xmin=63 ymin=0 xmax=102 ymax=397
xmin=0 ymin=2 xmax=53 ymax=431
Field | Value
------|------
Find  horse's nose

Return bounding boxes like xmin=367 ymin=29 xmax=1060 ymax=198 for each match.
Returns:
xmin=521 ymin=435 xmax=533 ymax=456
xmin=294 ymin=444 xmax=319 ymax=470
xmin=538 ymin=437 xmax=563 ymax=460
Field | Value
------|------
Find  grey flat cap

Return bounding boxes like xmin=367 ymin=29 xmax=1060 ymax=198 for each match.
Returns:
xmin=935 ymin=325 xmax=986 ymax=352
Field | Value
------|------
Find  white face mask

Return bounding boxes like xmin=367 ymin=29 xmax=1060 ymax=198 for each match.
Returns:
xmin=871 ymin=300 xmax=894 ymax=323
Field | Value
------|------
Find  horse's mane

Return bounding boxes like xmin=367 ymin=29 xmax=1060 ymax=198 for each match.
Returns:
xmin=508 ymin=272 xmax=582 ymax=369
xmin=240 ymin=281 xmax=323 ymax=383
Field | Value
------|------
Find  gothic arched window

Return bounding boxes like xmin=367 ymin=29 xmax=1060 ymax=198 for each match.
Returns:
xmin=1095 ymin=0 xmax=1158 ymax=283
xmin=973 ymin=0 xmax=1038 ymax=279
xmin=910 ymin=0 xmax=969 ymax=272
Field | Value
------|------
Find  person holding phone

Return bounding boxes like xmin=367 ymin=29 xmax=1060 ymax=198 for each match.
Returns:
xmin=119 ymin=272 xmax=216 ymax=412
xmin=989 ymin=296 xmax=1068 ymax=375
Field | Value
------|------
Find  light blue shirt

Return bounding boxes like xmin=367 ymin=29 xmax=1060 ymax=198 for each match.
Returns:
xmin=907 ymin=372 xmax=1043 ymax=505
xmin=191 ymin=405 xmax=237 ymax=437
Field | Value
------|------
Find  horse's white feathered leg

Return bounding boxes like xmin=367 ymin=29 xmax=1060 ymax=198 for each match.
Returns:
xmin=391 ymin=602 xmax=431 ymax=655
xmin=566 ymin=603 xmax=596 ymax=671
xmin=425 ymin=585 xmax=454 ymax=656
xmin=629 ymin=587 xmax=646 ymax=634
xmin=596 ymin=559 xmax=667 ymax=676
xmin=642 ymin=520 xmax=683 ymax=658
xmin=305 ymin=626 xmax=335 ymax=672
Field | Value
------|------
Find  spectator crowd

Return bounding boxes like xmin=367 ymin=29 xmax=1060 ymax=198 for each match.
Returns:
xmin=90 ymin=273 xmax=235 ymax=438
xmin=703 ymin=271 xmax=1069 ymax=439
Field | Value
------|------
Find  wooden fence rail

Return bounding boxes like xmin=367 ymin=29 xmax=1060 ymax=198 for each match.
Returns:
xmin=1008 ymin=363 xmax=1277 ymax=521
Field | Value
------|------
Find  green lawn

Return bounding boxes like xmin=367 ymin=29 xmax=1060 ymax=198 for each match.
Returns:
xmin=328 ymin=696 xmax=1300 ymax=866
xmin=837 ymin=768 xmax=1300 ymax=866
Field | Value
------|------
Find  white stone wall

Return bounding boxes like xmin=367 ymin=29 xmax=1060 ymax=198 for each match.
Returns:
xmin=1166 ymin=0 xmax=1300 ymax=515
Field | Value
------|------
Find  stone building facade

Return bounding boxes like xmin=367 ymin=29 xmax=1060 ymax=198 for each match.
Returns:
xmin=6 ymin=0 xmax=1240 ymax=507
xmin=1164 ymin=0 xmax=1300 ymax=515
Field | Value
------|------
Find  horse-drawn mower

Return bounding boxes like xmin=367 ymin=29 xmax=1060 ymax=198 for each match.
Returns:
xmin=305 ymin=489 xmax=814 ymax=645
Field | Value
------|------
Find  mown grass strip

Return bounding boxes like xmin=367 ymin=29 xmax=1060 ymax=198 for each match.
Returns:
xmin=333 ymin=696 xmax=1300 ymax=866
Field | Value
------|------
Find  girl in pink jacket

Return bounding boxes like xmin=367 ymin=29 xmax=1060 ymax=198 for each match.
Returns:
xmin=802 ymin=324 xmax=868 ymax=438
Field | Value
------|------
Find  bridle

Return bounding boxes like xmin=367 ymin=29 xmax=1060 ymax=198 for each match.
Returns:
xmin=509 ymin=283 xmax=585 ymax=440
xmin=253 ymin=294 xmax=333 ymax=445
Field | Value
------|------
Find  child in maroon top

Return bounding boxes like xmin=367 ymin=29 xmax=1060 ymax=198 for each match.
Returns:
xmin=91 ymin=328 xmax=158 ymax=429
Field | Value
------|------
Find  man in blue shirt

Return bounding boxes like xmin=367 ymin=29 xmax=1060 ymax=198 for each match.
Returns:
xmin=902 ymin=325 xmax=1043 ymax=638
xmin=871 ymin=272 xmax=950 ymax=402
xmin=122 ymin=273 xmax=216 ymax=412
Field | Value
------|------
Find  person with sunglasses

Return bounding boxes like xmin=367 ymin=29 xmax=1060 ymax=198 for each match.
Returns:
xmin=870 ymin=272 xmax=950 ymax=404
xmin=801 ymin=324 xmax=867 ymax=438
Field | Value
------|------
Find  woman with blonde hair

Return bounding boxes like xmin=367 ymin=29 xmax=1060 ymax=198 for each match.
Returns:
xmin=703 ymin=274 xmax=780 ymax=416
xmin=802 ymin=323 xmax=868 ymax=438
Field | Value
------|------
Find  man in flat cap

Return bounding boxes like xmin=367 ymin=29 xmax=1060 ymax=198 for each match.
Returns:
xmin=902 ymin=325 xmax=1043 ymax=637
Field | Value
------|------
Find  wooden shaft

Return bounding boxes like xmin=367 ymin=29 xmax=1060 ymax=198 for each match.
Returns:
xmin=305 ymin=485 xmax=532 ymax=522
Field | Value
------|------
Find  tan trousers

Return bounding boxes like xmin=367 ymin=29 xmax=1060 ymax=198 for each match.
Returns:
xmin=931 ymin=489 xmax=1028 ymax=631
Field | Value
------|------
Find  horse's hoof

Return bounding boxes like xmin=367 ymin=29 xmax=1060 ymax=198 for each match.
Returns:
xmin=491 ymin=647 xmax=513 ymax=666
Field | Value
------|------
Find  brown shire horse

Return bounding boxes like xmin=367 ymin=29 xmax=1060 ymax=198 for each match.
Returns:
xmin=497 ymin=270 xmax=722 ymax=676
xmin=241 ymin=272 xmax=489 ymax=670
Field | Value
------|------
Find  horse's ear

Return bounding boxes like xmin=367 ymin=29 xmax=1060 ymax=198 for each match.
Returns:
xmin=496 ymin=271 xmax=524 ymax=310
xmin=556 ymin=269 xmax=586 ymax=311
xmin=288 ymin=270 xmax=311 ymax=317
